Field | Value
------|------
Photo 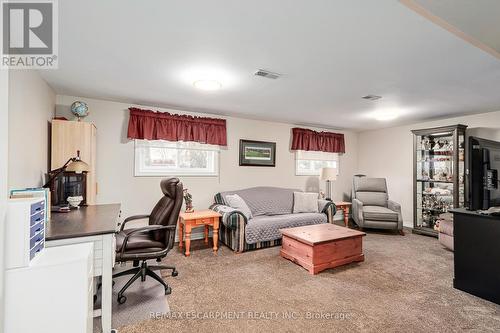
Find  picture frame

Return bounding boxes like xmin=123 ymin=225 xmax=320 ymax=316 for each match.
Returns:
xmin=239 ymin=139 xmax=276 ymax=167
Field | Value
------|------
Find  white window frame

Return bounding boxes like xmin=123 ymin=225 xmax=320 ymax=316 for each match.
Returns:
xmin=135 ymin=140 xmax=219 ymax=177
xmin=295 ymin=150 xmax=340 ymax=176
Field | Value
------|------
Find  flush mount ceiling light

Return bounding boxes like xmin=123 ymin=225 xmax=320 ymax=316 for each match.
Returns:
xmin=372 ymin=109 xmax=400 ymax=121
xmin=179 ymin=66 xmax=234 ymax=92
xmin=193 ymin=79 xmax=222 ymax=91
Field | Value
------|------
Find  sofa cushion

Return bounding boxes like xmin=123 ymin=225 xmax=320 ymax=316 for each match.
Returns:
xmin=225 ymin=194 xmax=253 ymax=220
xmin=356 ymin=192 xmax=388 ymax=207
xmin=363 ymin=205 xmax=398 ymax=222
xmin=245 ymin=213 xmax=327 ymax=244
xmin=220 ymin=187 xmax=297 ymax=216
xmin=116 ymin=229 xmax=165 ymax=251
xmin=293 ymin=192 xmax=319 ymax=213
xmin=355 ymin=177 xmax=387 ymax=192
xmin=354 ymin=178 xmax=388 ymax=207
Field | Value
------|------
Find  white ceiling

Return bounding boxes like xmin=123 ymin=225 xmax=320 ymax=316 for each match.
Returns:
xmin=39 ymin=0 xmax=500 ymax=131
xmin=409 ymin=0 xmax=500 ymax=56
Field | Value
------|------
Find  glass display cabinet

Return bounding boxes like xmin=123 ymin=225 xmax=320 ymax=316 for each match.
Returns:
xmin=412 ymin=125 xmax=467 ymax=236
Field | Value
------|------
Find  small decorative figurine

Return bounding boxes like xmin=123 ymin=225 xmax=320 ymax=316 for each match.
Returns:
xmin=421 ymin=137 xmax=432 ymax=150
xmin=319 ymin=191 xmax=325 ymax=199
xmin=183 ymin=189 xmax=194 ymax=213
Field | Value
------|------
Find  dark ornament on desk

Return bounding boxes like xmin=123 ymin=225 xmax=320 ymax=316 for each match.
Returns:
xmin=183 ymin=189 xmax=194 ymax=213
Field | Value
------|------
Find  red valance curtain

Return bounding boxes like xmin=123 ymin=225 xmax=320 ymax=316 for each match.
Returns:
xmin=291 ymin=127 xmax=345 ymax=153
xmin=127 ymin=107 xmax=227 ymax=146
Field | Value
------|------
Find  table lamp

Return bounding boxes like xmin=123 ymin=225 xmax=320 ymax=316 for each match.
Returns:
xmin=43 ymin=150 xmax=90 ymax=188
xmin=320 ymin=167 xmax=337 ymax=201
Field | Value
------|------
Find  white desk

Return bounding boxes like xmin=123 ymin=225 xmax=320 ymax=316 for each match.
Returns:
xmin=4 ymin=243 xmax=94 ymax=333
xmin=46 ymin=204 xmax=121 ymax=333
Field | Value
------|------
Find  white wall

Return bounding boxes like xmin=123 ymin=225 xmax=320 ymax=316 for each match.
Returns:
xmin=8 ymin=71 xmax=56 ymax=188
xmin=55 ymin=96 xmax=358 ymax=227
xmin=358 ymin=110 xmax=500 ymax=227
xmin=0 ymin=68 xmax=9 ymax=333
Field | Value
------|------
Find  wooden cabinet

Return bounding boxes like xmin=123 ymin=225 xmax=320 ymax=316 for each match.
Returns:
xmin=51 ymin=120 xmax=97 ymax=205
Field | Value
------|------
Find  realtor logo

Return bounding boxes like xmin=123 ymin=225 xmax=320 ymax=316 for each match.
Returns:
xmin=1 ymin=0 xmax=58 ymax=68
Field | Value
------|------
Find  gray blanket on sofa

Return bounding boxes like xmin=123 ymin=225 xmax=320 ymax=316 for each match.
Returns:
xmin=245 ymin=212 xmax=327 ymax=244
xmin=219 ymin=186 xmax=329 ymax=244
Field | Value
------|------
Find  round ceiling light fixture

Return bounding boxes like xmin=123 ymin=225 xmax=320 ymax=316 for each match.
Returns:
xmin=193 ymin=79 xmax=222 ymax=91
xmin=372 ymin=109 xmax=400 ymax=121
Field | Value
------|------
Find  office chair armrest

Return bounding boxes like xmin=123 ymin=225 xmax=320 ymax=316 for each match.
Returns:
xmin=120 ymin=214 xmax=150 ymax=231
xmin=118 ymin=225 xmax=175 ymax=257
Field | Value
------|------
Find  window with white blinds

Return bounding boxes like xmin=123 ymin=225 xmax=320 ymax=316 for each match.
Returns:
xmin=135 ymin=140 xmax=219 ymax=176
xmin=295 ymin=150 xmax=339 ymax=176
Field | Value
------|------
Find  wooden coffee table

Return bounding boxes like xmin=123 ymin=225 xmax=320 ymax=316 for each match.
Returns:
xmin=280 ymin=224 xmax=366 ymax=275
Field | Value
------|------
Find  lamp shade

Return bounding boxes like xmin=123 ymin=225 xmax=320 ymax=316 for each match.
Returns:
xmin=66 ymin=160 xmax=90 ymax=173
xmin=320 ymin=167 xmax=337 ymax=181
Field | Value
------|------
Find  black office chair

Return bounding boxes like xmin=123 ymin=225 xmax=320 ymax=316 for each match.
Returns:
xmin=113 ymin=178 xmax=183 ymax=304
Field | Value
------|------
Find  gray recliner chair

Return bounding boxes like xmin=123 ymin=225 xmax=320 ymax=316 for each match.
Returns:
xmin=352 ymin=177 xmax=404 ymax=234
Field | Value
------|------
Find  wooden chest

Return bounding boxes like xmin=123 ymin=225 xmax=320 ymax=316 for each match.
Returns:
xmin=280 ymin=224 xmax=366 ymax=275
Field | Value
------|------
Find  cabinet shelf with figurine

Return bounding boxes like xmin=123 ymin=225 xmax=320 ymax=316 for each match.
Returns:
xmin=412 ymin=125 xmax=467 ymax=237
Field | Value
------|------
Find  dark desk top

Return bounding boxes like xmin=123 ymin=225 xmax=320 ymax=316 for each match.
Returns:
xmin=46 ymin=204 xmax=121 ymax=241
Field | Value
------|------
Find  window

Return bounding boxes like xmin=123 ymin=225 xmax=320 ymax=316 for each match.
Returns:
xmin=135 ymin=140 xmax=219 ymax=176
xmin=295 ymin=150 xmax=339 ymax=176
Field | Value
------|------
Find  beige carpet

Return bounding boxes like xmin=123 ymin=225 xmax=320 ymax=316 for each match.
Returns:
xmin=93 ymin=264 xmax=170 ymax=331
xmin=118 ymin=230 xmax=500 ymax=333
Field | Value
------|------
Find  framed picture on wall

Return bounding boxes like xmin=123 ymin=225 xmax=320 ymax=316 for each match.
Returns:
xmin=239 ymin=139 xmax=276 ymax=167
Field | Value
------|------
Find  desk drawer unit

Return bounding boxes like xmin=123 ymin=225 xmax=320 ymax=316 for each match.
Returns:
xmin=4 ymin=243 xmax=94 ymax=333
xmin=5 ymin=197 xmax=46 ymax=269
xmin=47 ymin=234 xmax=116 ymax=276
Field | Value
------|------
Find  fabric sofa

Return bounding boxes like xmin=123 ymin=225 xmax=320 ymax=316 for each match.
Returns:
xmin=210 ymin=187 xmax=336 ymax=253
xmin=352 ymin=177 xmax=403 ymax=233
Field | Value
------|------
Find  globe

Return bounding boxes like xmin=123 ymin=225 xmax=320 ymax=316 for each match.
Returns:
xmin=71 ymin=101 xmax=89 ymax=120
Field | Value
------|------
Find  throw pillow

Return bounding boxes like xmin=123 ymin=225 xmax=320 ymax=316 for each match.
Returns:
xmin=293 ymin=192 xmax=319 ymax=213
xmin=225 ymin=194 xmax=253 ymax=220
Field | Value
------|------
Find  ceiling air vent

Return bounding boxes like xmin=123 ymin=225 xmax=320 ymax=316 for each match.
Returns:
xmin=362 ymin=95 xmax=382 ymax=101
xmin=254 ymin=69 xmax=281 ymax=79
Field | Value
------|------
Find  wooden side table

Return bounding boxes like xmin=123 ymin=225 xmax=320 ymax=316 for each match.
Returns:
xmin=334 ymin=201 xmax=352 ymax=227
xmin=178 ymin=210 xmax=221 ymax=257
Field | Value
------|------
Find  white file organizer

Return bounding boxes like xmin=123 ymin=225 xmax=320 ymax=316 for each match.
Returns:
xmin=5 ymin=197 xmax=46 ymax=269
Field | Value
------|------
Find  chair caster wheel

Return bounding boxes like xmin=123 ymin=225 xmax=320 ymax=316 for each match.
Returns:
xmin=172 ymin=270 xmax=178 ymax=277
xmin=165 ymin=286 xmax=172 ymax=295
xmin=117 ymin=295 xmax=127 ymax=304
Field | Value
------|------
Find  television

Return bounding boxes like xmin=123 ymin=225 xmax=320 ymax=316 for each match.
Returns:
xmin=468 ymin=136 xmax=500 ymax=210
